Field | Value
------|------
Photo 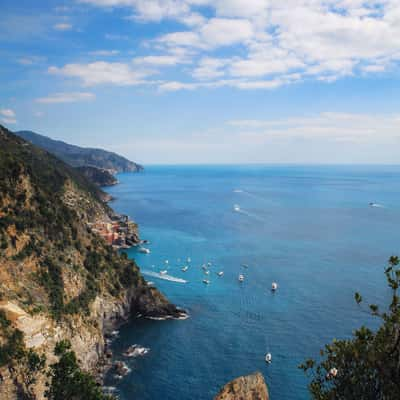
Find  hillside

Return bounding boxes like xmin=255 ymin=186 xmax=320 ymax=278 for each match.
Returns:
xmin=16 ymin=130 xmax=143 ymax=174
xmin=0 ymin=125 xmax=181 ymax=399
xmin=76 ymin=166 xmax=118 ymax=187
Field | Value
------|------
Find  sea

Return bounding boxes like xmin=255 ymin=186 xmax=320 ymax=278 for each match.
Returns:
xmin=103 ymin=165 xmax=400 ymax=400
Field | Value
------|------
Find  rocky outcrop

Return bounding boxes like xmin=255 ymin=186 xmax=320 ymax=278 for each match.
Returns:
xmin=0 ymin=279 xmax=185 ymax=400
xmin=75 ymin=166 xmax=118 ymax=187
xmin=214 ymin=372 xmax=269 ymax=400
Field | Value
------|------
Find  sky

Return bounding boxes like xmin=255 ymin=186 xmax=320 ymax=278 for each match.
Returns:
xmin=1 ymin=0 xmax=400 ymax=164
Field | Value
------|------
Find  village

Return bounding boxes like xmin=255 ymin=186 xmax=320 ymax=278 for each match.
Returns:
xmin=87 ymin=213 xmax=141 ymax=249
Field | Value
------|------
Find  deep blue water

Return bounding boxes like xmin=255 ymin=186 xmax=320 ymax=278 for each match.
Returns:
xmin=104 ymin=165 xmax=400 ymax=400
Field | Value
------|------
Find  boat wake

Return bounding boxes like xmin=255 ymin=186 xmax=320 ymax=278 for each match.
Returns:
xmin=234 ymin=188 xmax=276 ymax=204
xmin=370 ymin=202 xmax=385 ymax=208
xmin=141 ymin=270 xmax=188 ymax=283
xmin=234 ymin=207 xmax=266 ymax=222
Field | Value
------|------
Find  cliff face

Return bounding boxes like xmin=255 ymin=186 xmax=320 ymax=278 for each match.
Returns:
xmin=0 ymin=125 xmax=181 ymax=399
xmin=214 ymin=372 xmax=269 ymax=400
xmin=75 ymin=166 xmax=118 ymax=187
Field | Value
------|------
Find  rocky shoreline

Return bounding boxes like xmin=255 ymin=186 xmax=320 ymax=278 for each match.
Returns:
xmin=93 ymin=280 xmax=188 ymax=388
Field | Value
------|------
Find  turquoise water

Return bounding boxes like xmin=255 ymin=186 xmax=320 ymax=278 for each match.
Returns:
xmin=104 ymin=165 xmax=400 ymax=400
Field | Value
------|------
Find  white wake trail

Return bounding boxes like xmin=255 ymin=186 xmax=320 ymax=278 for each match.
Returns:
xmin=141 ymin=270 xmax=188 ymax=283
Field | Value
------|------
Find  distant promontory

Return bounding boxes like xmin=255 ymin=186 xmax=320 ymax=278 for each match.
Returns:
xmin=16 ymin=130 xmax=143 ymax=186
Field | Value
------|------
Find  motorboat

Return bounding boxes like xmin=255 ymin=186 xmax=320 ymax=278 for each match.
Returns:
xmin=271 ymin=282 xmax=278 ymax=291
xmin=181 ymin=266 xmax=189 ymax=272
xmin=234 ymin=204 xmax=241 ymax=212
xmin=202 ymin=265 xmax=208 ymax=271
xmin=238 ymin=274 xmax=245 ymax=282
xmin=217 ymin=271 xmax=224 ymax=277
xmin=202 ymin=279 xmax=210 ymax=284
xmin=204 ymin=270 xmax=210 ymax=275
xmin=138 ymin=247 xmax=150 ymax=254
xmin=265 ymin=353 xmax=272 ymax=363
xmin=159 ymin=270 xmax=168 ymax=275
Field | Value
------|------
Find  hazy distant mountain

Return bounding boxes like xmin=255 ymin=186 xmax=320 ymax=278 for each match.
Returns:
xmin=16 ymin=130 xmax=143 ymax=174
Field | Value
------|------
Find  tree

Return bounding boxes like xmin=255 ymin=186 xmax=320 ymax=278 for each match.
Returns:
xmin=45 ymin=340 xmax=114 ymax=400
xmin=300 ymin=256 xmax=400 ymax=399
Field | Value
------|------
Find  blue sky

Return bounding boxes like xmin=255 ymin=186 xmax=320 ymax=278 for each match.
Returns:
xmin=1 ymin=0 xmax=400 ymax=164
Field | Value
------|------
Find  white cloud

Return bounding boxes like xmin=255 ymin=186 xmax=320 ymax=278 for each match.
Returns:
xmin=192 ymin=57 xmax=229 ymax=80
xmin=53 ymin=23 xmax=73 ymax=31
xmin=133 ymin=54 xmax=190 ymax=66
xmin=159 ymin=77 xmax=285 ymax=91
xmin=200 ymin=18 xmax=253 ymax=47
xmin=89 ymin=50 xmax=120 ymax=56
xmin=35 ymin=92 xmax=96 ymax=104
xmin=60 ymin=1 xmax=400 ymax=90
xmin=1 ymin=118 xmax=17 ymax=124
xmin=48 ymin=62 xmax=154 ymax=86
xmin=17 ymin=56 xmax=45 ymax=65
xmin=157 ymin=18 xmax=254 ymax=49
xmin=362 ymin=63 xmax=387 ymax=72
xmin=228 ymin=112 xmax=400 ymax=142
xmin=0 ymin=108 xmax=16 ymax=118
xmin=0 ymin=108 xmax=17 ymax=124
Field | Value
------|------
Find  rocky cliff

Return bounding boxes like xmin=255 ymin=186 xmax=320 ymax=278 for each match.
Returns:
xmin=0 ymin=125 xmax=182 ymax=399
xmin=214 ymin=372 xmax=269 ymax=400
xmin=75 ymin=166 xmax=118 ymax=187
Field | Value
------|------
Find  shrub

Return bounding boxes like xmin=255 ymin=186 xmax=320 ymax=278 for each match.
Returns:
xmin=300 ymin=256 xmax=400 ymax=399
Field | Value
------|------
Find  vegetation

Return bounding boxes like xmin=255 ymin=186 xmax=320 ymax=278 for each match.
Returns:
xmin=45 ymin=340 xmax=114 ymax=400
xmin=0 ymin=310 xmax=46 ymax=396
xmin=0 ymin=310 xmax=25 ymax=367
xmin=16 ymin=130 xmax=142 ymax=173
xmin=0 ymin=125 xmax=153 ymax=398
xmin=300 ymin=256 xmax=400 ymax=400
xmin=76 ymin=166 xmax=118 ymax=187
xmin=0 ymin=125 xmax=140 ymax=317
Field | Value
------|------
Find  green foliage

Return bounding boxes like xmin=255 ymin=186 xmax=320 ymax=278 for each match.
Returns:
xmin=12 ymin=237 xmax=36 ymax=260
xmin=0 ymin=125 xmax=145 ymax=322
xmin=45 ymin=340 xmax=114 ymax=400
xmin=64 ymin=275 xmax=100 ymax=316
xmin=0 ymin=311 xmax=25 ymax=367
xmin=25 ymin=349 xmax=46 ymax=386
xmin=300 ymin=256 xmax=400 ymax=399
xmin=39 ymin=257 xmax=64 ymax=319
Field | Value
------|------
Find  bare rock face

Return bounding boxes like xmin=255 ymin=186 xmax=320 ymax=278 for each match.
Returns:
xmin=214 ymin=372 xmax=269 ymax=400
